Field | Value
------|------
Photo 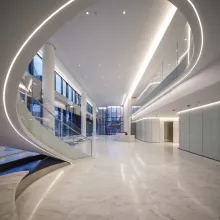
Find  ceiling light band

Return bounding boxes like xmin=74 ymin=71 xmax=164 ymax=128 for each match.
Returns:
xmin=132 ymin=117 xmax=179 ymax=123
xmin=128 ymin=5 xmax=177 ymax=100
xmin=3 ymin=0 xmax=75 ymax=161
xmin=132 ymin=0 xmax=204 ymax=120
xmin=177 ymin=101 xmax=220 ymax=115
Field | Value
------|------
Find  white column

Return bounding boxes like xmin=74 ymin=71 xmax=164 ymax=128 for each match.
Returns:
xmin=123 ymin=97 xmax=132 ymax=135
xmin=81 ymin=91 xmax=87 ymax=137
xmin=93 ymin=104 xmax=96 ymax=136
xmin=42 ymin=43 xmax=55 ymax=131
xmin=160 ymin=120 xmax=165 ymax=143
xmin=173 ymin=121 xmax=179 ymax=143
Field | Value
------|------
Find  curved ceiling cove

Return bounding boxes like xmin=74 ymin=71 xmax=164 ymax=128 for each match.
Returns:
xmin=49 ymin=0 xmax=177 ymax=107
xmin=132 ymin=0 xmax=204 ymax=121
xmin=3 ymin=0 xmax=77 ymax=160
xmin=1 ymin=0 xmax=205 ymax=159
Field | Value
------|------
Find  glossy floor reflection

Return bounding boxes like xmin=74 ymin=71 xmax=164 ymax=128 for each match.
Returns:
xmin=17 ymin=136 xmax=220 ymax=220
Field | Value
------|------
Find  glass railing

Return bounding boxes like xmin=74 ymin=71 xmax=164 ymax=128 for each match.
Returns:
xmin=21 ymin=74 xmax=83 ymax=136
xmin=135 ymin=22 xmax=194 ymax=107
xmin=43 ymin=96 xmax=82 ymax=135
xmin=18 ymin=81 xmax=94 ymax=159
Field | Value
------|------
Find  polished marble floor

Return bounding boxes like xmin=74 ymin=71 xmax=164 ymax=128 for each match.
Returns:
xmin=16 ymin=136 xmax=220 ymax=220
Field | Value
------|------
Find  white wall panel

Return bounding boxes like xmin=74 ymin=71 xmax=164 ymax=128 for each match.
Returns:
xmin=179 ymin=113 xmax=190 ymax=151
xmin=146 ymin=120 xmax=152 ymax=142
xmin=203 ymin=106 xmax=220 ymax=161
xmin=152 ymin=119 xmax=160 ymax=143
xmin=189 ymin=110 xmax=203 ymax=155
xmin=135 ymin=119 xmax=160 ymax=143
xmin=180 ymin=105 xmax=220 ymax=161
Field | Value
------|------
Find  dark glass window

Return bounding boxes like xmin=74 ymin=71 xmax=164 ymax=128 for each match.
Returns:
xmin=87 ymin=103 xmax=93 ymax=114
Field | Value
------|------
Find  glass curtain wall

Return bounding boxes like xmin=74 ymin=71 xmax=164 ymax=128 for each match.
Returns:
xmin=86 ymin=114 xmax=93 ymax=136
xmin=97 ymin=106 xmax=123 ymax=135
xmin=25 ymin=54 xmax=43 ymax=118
xmin=86 ymin=103 xmax=93 ymax=136
xmin=25 ymin=54 xmax=82 ymax=137
xmin=55 ymin=72 xmax=81 ymax=106
xmin=54 ymin=106 xmax=81 ymax=137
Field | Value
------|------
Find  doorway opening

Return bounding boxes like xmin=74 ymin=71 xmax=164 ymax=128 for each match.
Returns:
xmin=164 ymin=121 xmax=173 ymax=142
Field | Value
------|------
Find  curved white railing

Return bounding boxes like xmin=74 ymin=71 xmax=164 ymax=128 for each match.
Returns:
xmin=17 ymin=87 xmax=93 ymax=162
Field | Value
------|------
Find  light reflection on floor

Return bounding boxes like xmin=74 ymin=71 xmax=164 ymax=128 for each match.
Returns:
xmin=16 ymin=136 xmax=220 ymax=220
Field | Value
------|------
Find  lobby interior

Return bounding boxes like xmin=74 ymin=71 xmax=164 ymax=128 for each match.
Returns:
xmin=1 ymin=0 xmax=220 ymax=219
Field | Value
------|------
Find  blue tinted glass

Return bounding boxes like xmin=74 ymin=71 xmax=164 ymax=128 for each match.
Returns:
xmin=56 ymin=74 xmax=62 ymax=94
xmin=73 ymin=90 xmax=76 ymax=103
xmin=62 ymin=80 xmax=67 ymax=97
xmin=33 ymin=55 xmax=42 ymax=78
xmin=76 ymin=93 xmax=79 ymax=104
xmin=68 ymin=86 xmax=72 ymax=101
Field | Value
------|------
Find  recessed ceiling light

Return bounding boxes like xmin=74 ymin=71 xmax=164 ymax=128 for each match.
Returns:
xmin=123 ymin=11 xmax=126 ymax=15
xmin=185 ymin=38 xmax=187 ymax=41
xmin=78 ymin=64 xmax=81 ymax=67
xmin=118 ymin=75 xmax=120 ymax=79
xmin=101 ymin=75 xmax=104 ymax=79
xmin=118 ymin=64 xmax=121 ymax=67
xmin=168 ymin=64 xmax=170 ymax=66
xmin=98 ymin=64 xmax=101 ymax=67
xmin=86 ymin=12 xmax=90 ymax=15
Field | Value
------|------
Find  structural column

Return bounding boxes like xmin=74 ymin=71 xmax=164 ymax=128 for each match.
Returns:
xmin=81 ymin=91 xmax=87 ymax=137
xmin=42 ymin=43 xmax=55 ymax=131
xmin=123 ymin=97 xmax=132 ymax=135
xmin=93 ymin=104 xmax=97 ymax=136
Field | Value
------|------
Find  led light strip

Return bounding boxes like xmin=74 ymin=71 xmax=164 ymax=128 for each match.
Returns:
xmin=132 ymin=117 xmax=179 ymax=123
xmin=137 ymin=82 xmax=160 ymax=100
xmin=121 ymin=94 xmax=127 ymax=106
xmin=178 ymin=49 xmax=189 ymax=65
xmin=3 ymin=0 xmax=75 ymax=161
xmin=177 ymin=101 xmax=220 ymax=115
xmin=133 ymin=0 xmax=204 ymax=120
xmin=128 ymin=5 xmax=177 ymax=99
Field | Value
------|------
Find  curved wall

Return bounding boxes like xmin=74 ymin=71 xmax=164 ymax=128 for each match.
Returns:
xmin=0 ymin=0 xmax=98 ymax=158
xmin=133 ymin=0 xmax=220 ymax=121
xmin=0 ymin=0 xmax=219 ymax=158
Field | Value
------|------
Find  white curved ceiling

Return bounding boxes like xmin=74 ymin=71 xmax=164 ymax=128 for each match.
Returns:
xmin=133 ymin=10 xmax=187 ymax=101
xmin=49 ymin=0 xmax=177 ymax=106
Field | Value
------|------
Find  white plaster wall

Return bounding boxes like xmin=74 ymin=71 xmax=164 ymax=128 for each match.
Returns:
xmin=173 ymin=121 xmax=179 ymax=143
xmin=124 ymin=98 xmax=132 ymax=134
xmin=160 ymin=120 xmax=165 ymax=143
xmin=152 ymin=119 xmax=160 ymax=143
